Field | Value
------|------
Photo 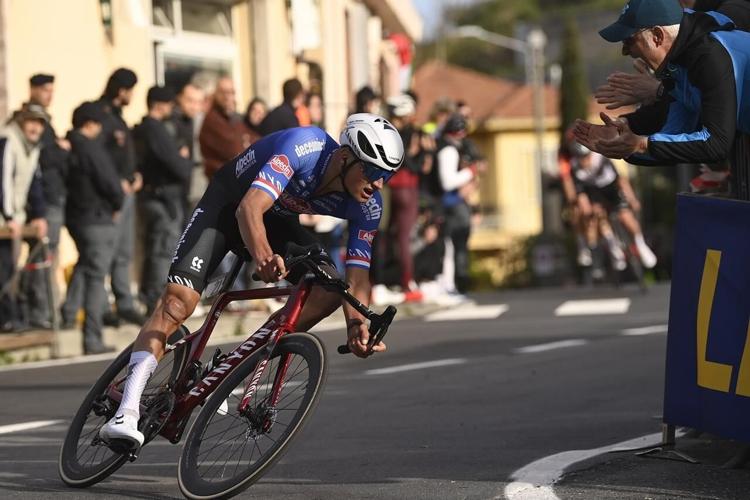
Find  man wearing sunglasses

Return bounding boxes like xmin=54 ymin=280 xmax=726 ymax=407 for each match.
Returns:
xmin=575 ymin=0 xmax=750 ymax=199
xmin=99 ymin=112 xmax=404 ymax=450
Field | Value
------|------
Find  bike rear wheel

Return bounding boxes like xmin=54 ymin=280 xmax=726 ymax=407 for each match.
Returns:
xmin=58 ymin=328 xmax=187 ymax=488
xmin=178 ymin=332 xmax=326 ymax=499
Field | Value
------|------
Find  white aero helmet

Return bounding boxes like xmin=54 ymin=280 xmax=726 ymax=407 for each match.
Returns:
xmin=339 ymin=113 xmax=404 ymax=172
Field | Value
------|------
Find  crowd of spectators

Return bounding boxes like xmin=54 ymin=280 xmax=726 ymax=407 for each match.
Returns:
xmin=0 ymin=66 xmax=488 ymax=351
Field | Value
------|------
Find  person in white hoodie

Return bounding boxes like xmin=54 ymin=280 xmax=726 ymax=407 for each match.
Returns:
xmin=0 ymin=104 xmax=48 ymax=331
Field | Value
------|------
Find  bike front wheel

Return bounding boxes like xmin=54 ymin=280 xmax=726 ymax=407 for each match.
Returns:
xmin=178 ymin=332 xmax=327 ymax=499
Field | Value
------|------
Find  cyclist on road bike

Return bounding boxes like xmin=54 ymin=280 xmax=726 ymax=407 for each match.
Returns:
xmin=99 ymin=113 xmax=404 ymax=449
xmin=560 ymin=138 xmax=657 ymax=272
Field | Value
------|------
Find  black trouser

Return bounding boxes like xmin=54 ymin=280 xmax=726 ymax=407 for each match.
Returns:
xmin=62 ymin=223 xmax=117 ymax=351
xmin=0 ymin=239 xmax=17 ymax=328
xmin=23 ymin=203 xmax=64 ymax=325
xmin=139 ymin=196 xmax=184 ymax=312
xmin=443 ymin=201 xmax=472 ymax=293
xmin=108 ymin=193 xmax=136 ymax=313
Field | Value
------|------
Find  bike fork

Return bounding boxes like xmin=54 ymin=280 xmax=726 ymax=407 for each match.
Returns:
xmin=237 ymin=351 xmax=292 ymax=413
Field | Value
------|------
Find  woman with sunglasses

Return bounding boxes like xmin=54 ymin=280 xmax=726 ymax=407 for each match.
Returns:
xmin=98 ymin=113 xmax=404 ymax=451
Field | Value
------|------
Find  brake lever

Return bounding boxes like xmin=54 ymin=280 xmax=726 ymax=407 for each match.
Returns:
xmin=337 ymin=305 xmax=397 ymax=355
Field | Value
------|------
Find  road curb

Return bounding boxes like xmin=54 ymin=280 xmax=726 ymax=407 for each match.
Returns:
xmin=0 ymin=299 xmax=441 ymax=366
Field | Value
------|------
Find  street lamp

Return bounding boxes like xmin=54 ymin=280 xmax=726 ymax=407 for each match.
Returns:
xmin=448 ymin=24 xmax=548 ymax=207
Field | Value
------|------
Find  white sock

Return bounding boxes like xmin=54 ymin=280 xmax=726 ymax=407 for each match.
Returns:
xmin=634 ymin=233 xmax=647 ymax=248
xmin=117 ymin=351 xmax=158 ymax=418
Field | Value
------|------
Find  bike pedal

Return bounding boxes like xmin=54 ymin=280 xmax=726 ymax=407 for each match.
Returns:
xmin=106 ymin=438 xmax=140 ymax=457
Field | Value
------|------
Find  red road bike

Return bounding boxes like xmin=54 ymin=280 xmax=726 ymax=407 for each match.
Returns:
xmin=58 ymin=244 xmax=396 ymax=499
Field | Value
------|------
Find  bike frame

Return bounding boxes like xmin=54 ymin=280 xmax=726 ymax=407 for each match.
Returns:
xmin=106 ymin=275 xmax=317 ymax=444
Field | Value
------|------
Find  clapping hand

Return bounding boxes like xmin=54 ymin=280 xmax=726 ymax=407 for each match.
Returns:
xmin=594 ymin=59 xmax=660 ymax=110
xmin=574 ymin=113 xmax=649 ymax=159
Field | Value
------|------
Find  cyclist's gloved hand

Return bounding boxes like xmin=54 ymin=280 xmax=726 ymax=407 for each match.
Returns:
xmin=256 ymin=254 xmax=287 ymax=283
xmin=346 ymin=319 xmax=386 ymax=358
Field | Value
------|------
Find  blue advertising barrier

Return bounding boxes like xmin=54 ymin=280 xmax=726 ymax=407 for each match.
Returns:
xmin=664 ymin=194 xmax=750 ymax=442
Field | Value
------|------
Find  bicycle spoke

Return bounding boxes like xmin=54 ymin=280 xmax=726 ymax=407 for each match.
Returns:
xmin=180 ymin=335 xmax=325 ymax=498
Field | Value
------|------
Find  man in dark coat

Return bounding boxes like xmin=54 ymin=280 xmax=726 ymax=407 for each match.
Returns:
xmin=134 ymin=86 xmax=193 ymax=313
xmin=61 ymin=102 xmax=124 ymax=354
xmin=258 ymin=78 xmax=304 ymax=136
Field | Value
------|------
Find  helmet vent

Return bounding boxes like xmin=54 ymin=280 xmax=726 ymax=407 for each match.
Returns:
xmin=357 ymin=130 xmax=377 ymax=159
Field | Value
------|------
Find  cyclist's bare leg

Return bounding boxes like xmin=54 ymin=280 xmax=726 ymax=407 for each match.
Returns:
xmin=617 ymin=207 xmax=657 ymax=268
xmin=596 ymin=204 xmax=626 ymax=268
xmin=576 ymin=193 xmax=596 ymax=246
xmin=294 ymin=286 xmax=341 ymax=331
xmin=617 ymin=207 xmax=642 ymax=236
xmin=133 ymin=283 xmax=201 ymax=361
xmin=110 ymin=283 xmax=200 ymax=424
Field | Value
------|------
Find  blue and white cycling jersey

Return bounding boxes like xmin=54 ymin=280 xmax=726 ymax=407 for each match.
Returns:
xmin=214 ymin=126 xmax=381 ymax=270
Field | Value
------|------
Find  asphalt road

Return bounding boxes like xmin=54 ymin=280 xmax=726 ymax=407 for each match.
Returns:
xmin=0 ymin=283 xmax=746 ymax=499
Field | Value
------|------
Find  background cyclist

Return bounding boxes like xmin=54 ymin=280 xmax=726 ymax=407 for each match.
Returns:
xmin=561 ymin=136 xmax=657 ymax=273
xmin=98 ymin=113 xmax=404 ymax=450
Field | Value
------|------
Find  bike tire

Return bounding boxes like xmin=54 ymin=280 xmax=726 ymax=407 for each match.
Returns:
xmin=178 ymin=332 xmax=326 ymax=500
xmin=58 ymin=328 xmax=187 ymax=488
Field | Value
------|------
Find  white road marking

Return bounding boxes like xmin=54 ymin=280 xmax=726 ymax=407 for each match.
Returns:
xmin=513 ymin=340 xmax=588 ymax=354
xmin=554 ymin=299 xmax=631 ymax=316
xmin=425 ymin=304 xmax=509 ymax=322
xmin=503 ymin=432 xmax=664 ymax=500
xmin=0 ymin=420 xmax=62 ymax=435
xmin=622 ymin=324 xmax=669 ymax=336
xmin=365 ymin=358 xmax=467 ymax=375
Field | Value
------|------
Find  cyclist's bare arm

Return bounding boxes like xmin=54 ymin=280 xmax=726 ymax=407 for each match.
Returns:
xmin=561 ymin=174 xmax=577 ymax=205
xmin=343 ymin=266 xmax=384 ymax=358
xmin=236 ymin=188 xmax=286 ymax=282
xmin=617 ymin=176 xmax=641 ymax=213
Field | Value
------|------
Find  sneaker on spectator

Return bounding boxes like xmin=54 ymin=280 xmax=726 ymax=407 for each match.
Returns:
xmin=403 ymin=289 xmax=423 ymax=303
xmin=118 ymin=308 xmax=147 ymax=326
xmin=103 ymin=311 xmax=120 ymax=327
xmin=371 ymin=284 xmax=405 ymax=306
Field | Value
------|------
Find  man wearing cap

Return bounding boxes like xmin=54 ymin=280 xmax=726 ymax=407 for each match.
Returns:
xmin=0 ymin=105 xmax=48 ymax=331
xmin=575 ymin=0 xmax=750 ymax=198
xmin=61 ymin=102 xmax=124 ymax=353
xmin=133 ymin=86 xmax=193 ymax=314
xmin=22 ymin=73 xmax=70 ymax=329
xmin=594 ymin=0 xmax=750 ymax=112
xmin=95 ymin=68 xmax=146 ymax=327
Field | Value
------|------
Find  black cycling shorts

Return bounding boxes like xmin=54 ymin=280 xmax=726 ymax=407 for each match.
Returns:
xmin=578 ymin=183 xmax=629 ymax=211
xmin=168 ymin=180 xmax=333 ymax=294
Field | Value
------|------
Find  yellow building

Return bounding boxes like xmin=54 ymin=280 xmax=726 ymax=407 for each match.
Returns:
xmin=0 ymin=0 xmax=422 ymax=136
xmin=0 ymin=0 xmax=421 ymax=286
xmin=413 ymin=61 xmax=613 ymax=285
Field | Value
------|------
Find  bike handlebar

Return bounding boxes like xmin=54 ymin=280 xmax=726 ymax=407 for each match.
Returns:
xmin=252 ymin=243 xmax=398 ymax=355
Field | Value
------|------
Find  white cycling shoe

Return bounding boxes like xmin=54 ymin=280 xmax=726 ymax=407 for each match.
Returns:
xmin=99 ymin=412 xmax=144 ymax=449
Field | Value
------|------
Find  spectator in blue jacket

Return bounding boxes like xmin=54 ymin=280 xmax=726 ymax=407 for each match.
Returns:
xmin=575 ymin=0 xmax=750 ymax=198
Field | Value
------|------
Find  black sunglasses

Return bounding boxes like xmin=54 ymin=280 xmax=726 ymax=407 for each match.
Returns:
xmin=360 ymin=161 xmax=395 ymax=183
xmin=344 ymin=155 xmax=395 ymax=183
xmin=623 ymin=27 xmax=651 ymax=46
